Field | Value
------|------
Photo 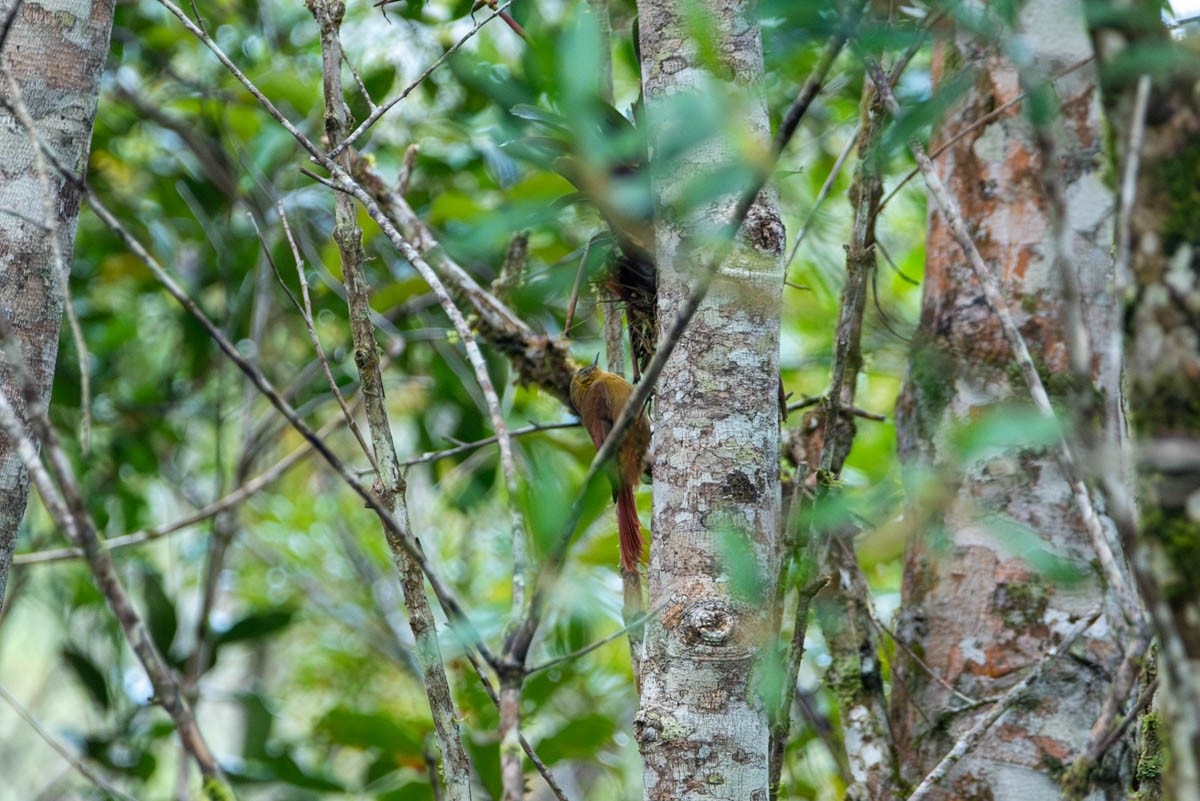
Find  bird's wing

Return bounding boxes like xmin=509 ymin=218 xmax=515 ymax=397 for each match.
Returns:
xmin=582 ymin=381 xmax=615 ymax=450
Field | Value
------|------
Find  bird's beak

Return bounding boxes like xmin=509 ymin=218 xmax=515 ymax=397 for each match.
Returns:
xmin=591 ymin=353 xmax=600 ymax=368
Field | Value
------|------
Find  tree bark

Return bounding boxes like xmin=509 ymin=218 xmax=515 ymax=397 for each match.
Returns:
xmin=0 ymin=0 xmax=115 ymax=607
xmin=1086 ymin=4 xmax=1200 ymax=798
xmin=634 ymin=1 xmax=785 ymax=798
xmin=891 ymin=2 xmax=1129 ymax=798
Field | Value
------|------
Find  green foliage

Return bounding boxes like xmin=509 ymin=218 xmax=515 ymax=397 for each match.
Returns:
xmin=1143 ymin=507 xmax=1200 ymax=600
xmin=1151 ymin=137 xmax=1200 ymax=252
xmin=60 ymin=644 xmax=112 ymax=709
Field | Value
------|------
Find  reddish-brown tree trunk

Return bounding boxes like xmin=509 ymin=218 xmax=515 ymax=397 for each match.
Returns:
xmin=891 ymin=2 xmax=1129 ymax=797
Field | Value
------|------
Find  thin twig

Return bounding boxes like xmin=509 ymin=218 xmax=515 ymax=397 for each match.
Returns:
xmin=562 ymin=238 xmax=590 ymax=335
xmin=251 ymin=205 xmax=377 ymax=467
xmin=243 ymin=533 xmax=421 ymax=678
xmin=872 ymin=614 xmax=979 ymax=706
xmin=327 ymin=2 xmax=515 ymax=159
xmin=1059 ymin=622 xmax=1153 ymax=799
xmin=456 ymin=647 xmax=571 ymax=801
xmin=397 ymin=144 xmax=419 ymax=195
xmin=784 ymin=122 xmax=858 ymax=272
xmin=492 ymin=230 xmax=529 ymax=301
xmin=0 ymin=683 xmax=140 ymax=801
xmin=527 ymin=597 xmax=671 ymax=674
xmin=1108 ymin=74 xmax=1150 ymax=447
xmin=342 ymin=50 xmax=378 ymax=113
xmin=1093 ymin=677 xmax=1157 ymax=760
xmin=786 ymin=395 xmax=884 ymax=420
xmin=1113 ymin=75 xmax=1150 ymax=303
xmin=13 ymin=415 xmax=337 ymax=565
xmin=768 ymin=568 xmax=829 ymax=800
xmin=876 ymin=54 xmax=1096 ymax=215
xmin=399 ymin=421 xmax=577 ymax=468
xmin=1089 ymin=78 xmax=1151 ymax=606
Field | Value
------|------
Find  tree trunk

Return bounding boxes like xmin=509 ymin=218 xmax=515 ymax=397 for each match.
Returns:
xmin=634 ymin=1 xmax=786 ymax=797
xmin=891 ymin=2 xmax=1129 ymax=798
xmin=1087 ymin=5 xmax=1200 ymax=798
xmin=0 ymin=0 xmax=115 ymax=607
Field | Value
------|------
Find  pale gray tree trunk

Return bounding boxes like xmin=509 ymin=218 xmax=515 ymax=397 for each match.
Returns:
xmin=891 ymin=1 xmax=1130 ymax=798
xmin=0 ymin=0 xmax=115 ymax=607
xmin=634 ymin=1 xmax=785 ymax=797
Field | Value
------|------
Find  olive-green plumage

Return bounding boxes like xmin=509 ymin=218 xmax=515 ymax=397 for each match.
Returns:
xmin=569 ymin=361 xmax=650 ymax=573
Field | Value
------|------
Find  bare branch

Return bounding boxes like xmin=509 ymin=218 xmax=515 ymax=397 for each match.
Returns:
xmin=251 ymin=205 xmax=377 ymax=467
xmin=308 ymin=7 xmax=479 ymax=796
xmin=1059 ymin=622 xmax=1153 ymax=799
xmin=562 ymin=239 xmax=590 ymax=336
xmin=396 ymin=143 xmax=419 ymax=195
xmin=784 ymin=122 xmax=858 ymax=274
xmin=492 ymin=230 xmax=530 ymax=302
xmin=527 ymin=597 xmax=672 ymax=674
xmin=399 ymin=421 xmax=577 ymax=468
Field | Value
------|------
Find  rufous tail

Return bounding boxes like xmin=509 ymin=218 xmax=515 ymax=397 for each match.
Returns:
xmin=616 ymin=484 xmax=644 ymax=574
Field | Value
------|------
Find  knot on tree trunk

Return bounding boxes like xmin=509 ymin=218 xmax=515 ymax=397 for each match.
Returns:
xmin=683 ymin=599 xmax=737 ymax=646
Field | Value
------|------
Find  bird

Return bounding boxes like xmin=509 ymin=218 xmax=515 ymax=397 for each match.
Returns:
xmin=569 ymin=357 xmax=651 ymax=574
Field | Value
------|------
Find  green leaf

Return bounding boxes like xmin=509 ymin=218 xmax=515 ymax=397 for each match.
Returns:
xmin=140 ymin=568 xmax=177 ymax=659
xmin=535 ymin=712 xmax=617 ymax=763
xmin=231 ymin=750 xmax=347 ymax=792
xmin=61 ymin=645 xmax=110 ymax=709
xmin=316 ymin=707 xmax=428 ymax=758
xmin=951 ymin=405 xmax=1061 ymax=463
xmin=238 ymin=692 xmax=274 ymax=761
xmin=509 ymin=104 xmax=568 ymax=130
xmin=376 ymin=773 xmax=436 ymax=801
xmin=213 ymin=608 xmax=296 ymax=647
xmin=84 ymin=735 xmax=156 ymax=779
xmin=985 ymin=516 xmax=1089 ymax=585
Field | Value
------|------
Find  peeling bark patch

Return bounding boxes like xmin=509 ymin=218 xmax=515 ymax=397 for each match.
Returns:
xmin=720 ymin=469 xmax=760 ymax=503
xmin=951 ymin=772 xmax=996 ymax=801
xmin=11 ymin=5 xmax=101 ymax=92
xmin=635 ymin=707 xmax=694 ymax=749
xmin=991 ymin=579 xmax=1049 ymax=632
xmin=1030 ymin=734 xmax=1071 ymax=763
xmin=661 ymin=55 xmax=686 ymax=75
